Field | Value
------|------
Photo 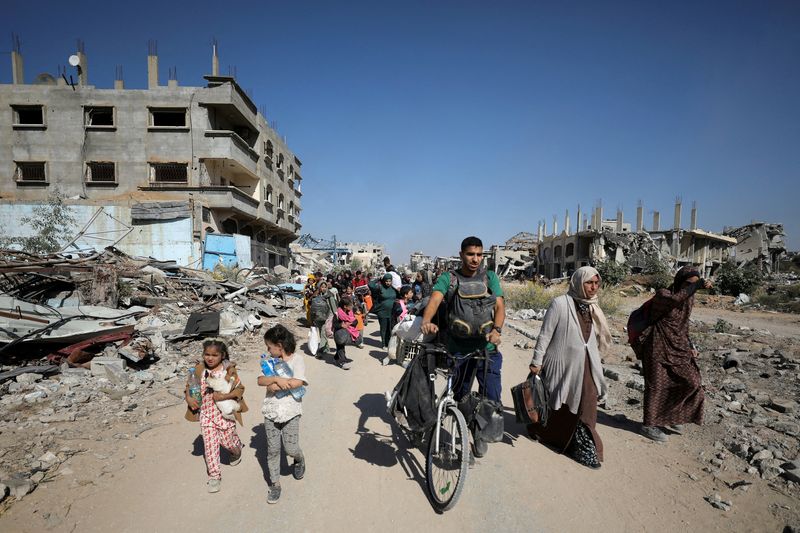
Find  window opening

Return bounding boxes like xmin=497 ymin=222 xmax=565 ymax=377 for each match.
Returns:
xmin=16 ymin=162 xmax=46 ymax=182
xmin=85 ymin=107 xmax=114 ymax=127
xmin=151 ymin=163 xmax=188 ymax=182
xmin=13 ymin=105 xmax=44 ymax=125
xmin=150 ymin=108 xmax=187 ymax=127
xmin=87 ymin=162 xmax=116 ymax=182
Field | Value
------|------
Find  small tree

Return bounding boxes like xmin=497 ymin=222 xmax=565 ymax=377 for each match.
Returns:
xmin=716 ymin=261 xmax=763 ymax=296
xmin=0 ymin=190 xmax=77 ymax=254
xmin=593 ymin=259 xmax=630 ymax=287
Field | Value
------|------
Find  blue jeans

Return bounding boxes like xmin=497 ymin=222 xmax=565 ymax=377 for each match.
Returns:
xmin=453 ymin=350 xmax=502 ymax=403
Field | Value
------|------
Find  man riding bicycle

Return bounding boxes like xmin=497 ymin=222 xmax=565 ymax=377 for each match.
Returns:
xmin=420 ymin=236 xmax=505 ymax=458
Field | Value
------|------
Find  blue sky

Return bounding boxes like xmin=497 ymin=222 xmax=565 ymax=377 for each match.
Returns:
xmin=4 ymin=0 xmax=799 ymax=262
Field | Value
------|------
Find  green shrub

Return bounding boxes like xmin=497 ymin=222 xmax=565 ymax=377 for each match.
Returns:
xmin=212 ymin=263 xmax=243 ymax=282
xmin=501 ymin=282 xmax=558 ymax=310
xmin=753 ymin=284 xmax=800 ymax=314
xmin=594 ymin=260 xmax=630 ymax=287
xmin=642 ymin=256 xmax=673 ymax=290
xmin=716 ymin=261 xmax=763 ymax=296
xmin=0 ymin=190 xmax=77 ymax=254
xmin=714 ymin=319 xmax=733 ymax=333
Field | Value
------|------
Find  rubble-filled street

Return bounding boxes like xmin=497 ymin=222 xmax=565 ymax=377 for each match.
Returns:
xmin=0 ymin=259 xmax=798 ymax=531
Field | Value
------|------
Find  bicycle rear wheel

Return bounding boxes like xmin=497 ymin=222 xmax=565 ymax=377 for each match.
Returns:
xmin=426 ymin=405 xmax=469 ymax=511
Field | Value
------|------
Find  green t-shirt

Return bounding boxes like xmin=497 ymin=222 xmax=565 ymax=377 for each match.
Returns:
xmin=432 ymin=269 xmax=504 ymax=354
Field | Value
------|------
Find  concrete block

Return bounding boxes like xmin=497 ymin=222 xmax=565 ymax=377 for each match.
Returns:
xmin=90 ymin=357 xmax=127 ymax=377
xmin=770 ymin=398 xmax=797 ymax=413
xmin=4 ymin=478 xmax=33 ymax=499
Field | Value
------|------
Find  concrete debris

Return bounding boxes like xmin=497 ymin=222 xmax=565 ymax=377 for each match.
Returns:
xmin=724 ymin=222 xmax=787 ymax=274
xmin=705 ymin=493 xmax=732 ymax=511
xmin=734 ymin=293 xmax=751 ymax=306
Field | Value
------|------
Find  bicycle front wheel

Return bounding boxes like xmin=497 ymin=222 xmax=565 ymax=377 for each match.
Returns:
xmin=426 ymin=404 xmax=469 ymax=512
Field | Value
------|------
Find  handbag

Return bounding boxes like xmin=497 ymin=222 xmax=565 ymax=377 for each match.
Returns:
xmin=457 ymin=352 xmax=505 ymax=443
xmin=324 ymin=315 xmax=334 ymax=339
xmin=510 ymin=372 xmax=549 ymax=426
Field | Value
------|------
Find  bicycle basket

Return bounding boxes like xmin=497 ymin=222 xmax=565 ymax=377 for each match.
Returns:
xmin=397 ymin=339 xmax=422 ymax=363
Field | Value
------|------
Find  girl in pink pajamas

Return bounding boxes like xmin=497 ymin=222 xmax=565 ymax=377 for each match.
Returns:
xmin=184 ymin=339 xmax=248 ymax=493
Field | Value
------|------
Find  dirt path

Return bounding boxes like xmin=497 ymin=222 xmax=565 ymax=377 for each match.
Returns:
xmin=0 ymin=318 xmax=795 ymax=532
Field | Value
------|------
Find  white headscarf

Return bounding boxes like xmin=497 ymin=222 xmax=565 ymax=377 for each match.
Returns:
xmin=567 ymin=266 xmax=613 ymax=354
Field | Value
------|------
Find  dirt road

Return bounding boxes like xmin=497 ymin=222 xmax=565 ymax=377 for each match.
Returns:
xmin=0 ymin=318 xmax=795 ymax=532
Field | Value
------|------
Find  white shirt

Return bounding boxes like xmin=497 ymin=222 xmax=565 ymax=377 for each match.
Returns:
xmin=261 ymin=353 xmax=308 ymax=423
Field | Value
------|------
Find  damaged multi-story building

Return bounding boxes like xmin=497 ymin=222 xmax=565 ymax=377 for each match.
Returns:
xmin=537 ymin=200 xmax=736 ymax=279
xmin=0 ymin=40 xmax=302 ymax=268
xmin=724 ymin=222 xmax=787 ymax=273
xmin=488 ymin=232 xmax=539 ymax=278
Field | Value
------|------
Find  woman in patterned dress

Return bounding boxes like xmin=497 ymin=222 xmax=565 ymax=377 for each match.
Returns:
xmin=640 ymin=266 xmax=712 ymax=443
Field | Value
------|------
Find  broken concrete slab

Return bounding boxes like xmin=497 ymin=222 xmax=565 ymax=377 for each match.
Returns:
xmin=770 ymin=399 xmax=797 ymax=414
xmin=90 ymin=357 xmax=127 ymax=377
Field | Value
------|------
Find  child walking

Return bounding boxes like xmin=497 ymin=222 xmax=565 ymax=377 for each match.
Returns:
xmin=184 ymin=339 xmax=248 ymax=493
xmin=259 ymin=324 xmax=308 ymax=504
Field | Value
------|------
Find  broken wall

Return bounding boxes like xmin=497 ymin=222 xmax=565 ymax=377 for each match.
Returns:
xmin=0 ymin=202 xmax=200 ymax=265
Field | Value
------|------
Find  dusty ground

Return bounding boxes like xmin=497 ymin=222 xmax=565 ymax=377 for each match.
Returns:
xmin=0 ymin=303 xmax=799 ymax=532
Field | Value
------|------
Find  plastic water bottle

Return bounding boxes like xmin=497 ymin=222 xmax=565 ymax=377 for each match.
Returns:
xmin=260 ymin=354 xmax=275 ymax=377
xmin=187 ymin=370 xmax=202 ymax=407
xmin=271 ymin=358 xmax=306 ymax=400
xmin=260 ymin=355 xmax=304 ymax=400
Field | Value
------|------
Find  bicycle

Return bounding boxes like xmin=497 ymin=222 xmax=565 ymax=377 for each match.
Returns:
xmin=422 ymin=343 xmax=485 ymax=512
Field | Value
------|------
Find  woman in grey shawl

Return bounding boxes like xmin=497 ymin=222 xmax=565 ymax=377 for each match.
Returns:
xmin=528 ymin=266 xmax=612 ymax=469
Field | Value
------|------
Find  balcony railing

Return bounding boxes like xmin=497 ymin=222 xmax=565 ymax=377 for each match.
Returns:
xmin=139 ymin=185 xmax=259 ymax=218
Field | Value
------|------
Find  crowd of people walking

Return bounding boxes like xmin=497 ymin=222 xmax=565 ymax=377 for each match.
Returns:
xmin=184 ymin=238 xmax=714 ymax=502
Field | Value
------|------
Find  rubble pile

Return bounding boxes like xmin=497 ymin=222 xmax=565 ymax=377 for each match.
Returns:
xmin=0 ymin=246 xmax=302 ymax=505
xmin=597 ymin=229 xmax=663 ymax=270
xmin=599 ymin=319 xmax=800 ymax=506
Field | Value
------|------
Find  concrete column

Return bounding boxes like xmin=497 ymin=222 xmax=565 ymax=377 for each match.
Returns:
xmin=114 ymin=79 xmax=124 ymax=89
xmin=576 ymin=205 xmax=582 ymax=233
xmin=564 ymin=210 xmax=570 ymax=236
xmin=77 ymin=51 xmax=88 ymax=85
xmin=11 ymin=51 xmax=24 ymax=84
xmin=212 ymin=44 xmax=220 ymax=76
xmin=636 ymin=204 xmax=644 ymax=232
xmin=148 ymin=54 xmax=159 ymax=89
xmin=674 ymin=200 xmax=682 ymax=230
xmin=653 ymin=211 xmax=660 ymax=231
xmin=582 ymin=215 xmax=588 ymax=231
xmin=616 ymin=209 xmax=623 ymax=232
xmin=690 ymin=203 xmax=697 ymax=230
xmin=168 ymin=78 xmax=178 ymax=88
xmin=552 ymin=216 xmax=558 ymax=236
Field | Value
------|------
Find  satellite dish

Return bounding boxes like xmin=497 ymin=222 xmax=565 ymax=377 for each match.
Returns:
xmin=34 ymin=73 xmax=57 ymax=85
xmin=68 ymin=55 xmax=80 ymax=67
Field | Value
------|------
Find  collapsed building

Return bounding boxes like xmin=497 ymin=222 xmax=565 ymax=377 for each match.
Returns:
xmin=489 ymin=232 xmax=539 ymax=278
xmin=0 ymin=39 xmax=303 ymax=269
xmin=724 ymin=222 xmax=787 ymax=273
xmin=409 ymin=251 xmax=433 ymax=273
xmin=537 ymin=201 xmax=736 ymax=279
xmin=289 ymin=236 xmax=386 ymax=275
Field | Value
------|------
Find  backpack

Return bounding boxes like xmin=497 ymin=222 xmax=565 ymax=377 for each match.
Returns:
xmin=627 ymin=297 xmax=654 ymax=359
xmin=445 ymin=269 xmax=497 ymax=339
xmin=388 ymin=346 xmax=438 ymax=433
xmin=310 ymin=295 xmax=330 ymax=322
